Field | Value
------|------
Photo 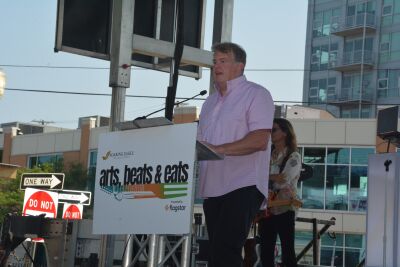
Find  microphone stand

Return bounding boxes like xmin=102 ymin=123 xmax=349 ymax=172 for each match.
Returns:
xmin=134 ymin=90 xmax=207 ymax=120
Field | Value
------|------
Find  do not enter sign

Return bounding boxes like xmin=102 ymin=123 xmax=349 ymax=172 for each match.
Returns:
xmin=23 ymin=188 xmax=58 ymax=218
xmin=62 ymin=203 xmax=83 ymax=220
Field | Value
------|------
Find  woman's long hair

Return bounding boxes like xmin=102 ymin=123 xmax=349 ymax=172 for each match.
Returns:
xmin=273 ymin=118 xmax=298 ymax=156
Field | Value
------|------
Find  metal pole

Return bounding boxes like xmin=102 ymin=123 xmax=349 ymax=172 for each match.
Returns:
xmin=210 ymin=0 xmax=234 ymax=94
xmin=110 ymin=86 xmax=126 ymax=131
xmin=157 ymin=235 xmax=166 ymax=265
xmin=99 ymin=235 xmax=116 ymax=267
xmin=169 ymin=0 xmax=178 ymax=87
xmin=147 ymin=234 xmax=160 ymax=267
xmin=99 ymin=0 xmax=134 ymax=264
xmin=180 ymin=235 xmax=192 ymax=267
xmin=99 ymin=86 xmax=126 ymax=267
xmin=312 ymin=218 xmax=319 ymax=265
xmin=358 ymin=11 xmax=367 ymax=118
xmin=122 ymin=235 xmax=133 ymax=267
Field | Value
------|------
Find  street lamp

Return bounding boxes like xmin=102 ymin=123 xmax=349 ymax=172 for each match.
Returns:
xmin=0 ymin=69 xmax=5 ymax=98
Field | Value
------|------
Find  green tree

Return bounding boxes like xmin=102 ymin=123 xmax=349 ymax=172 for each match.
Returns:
xmin=63 ymin=162 xmax=94 ymax=219
xmin=0 ymin=162 xmax=62 ymax=223
xmin=0 ymin=172 xmax=24 ymax=223
xmin=63 ymin=162 xmax=90 ymax=191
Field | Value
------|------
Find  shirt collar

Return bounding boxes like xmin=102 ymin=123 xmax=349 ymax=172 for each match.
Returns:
xmin=214 ymin=75 xmax=247 ymax=97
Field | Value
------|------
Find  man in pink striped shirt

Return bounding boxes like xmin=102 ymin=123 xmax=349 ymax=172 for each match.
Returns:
xmin=197 ymin=42 xmax=274 ymax=267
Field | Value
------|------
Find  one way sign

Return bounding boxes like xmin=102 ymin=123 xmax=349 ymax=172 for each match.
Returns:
xmin=20 ymin=173 xmax=65 ymax=190
xmin=58 ymin=189 xmax=92 ymax=206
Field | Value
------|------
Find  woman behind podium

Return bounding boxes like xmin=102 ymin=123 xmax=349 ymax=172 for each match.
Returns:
xmin=258 ymin=118 xmax=301 ymax=267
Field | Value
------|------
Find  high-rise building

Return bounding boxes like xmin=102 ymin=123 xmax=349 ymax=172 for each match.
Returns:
xmin=303 ymin=0 xmax=400 ymax=118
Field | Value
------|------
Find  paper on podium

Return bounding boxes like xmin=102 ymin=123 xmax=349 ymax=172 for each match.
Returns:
xmin=196 ymin=141 xmax=225 ymax=161
xmin=115 ymin=117 xmax=173 ymax=130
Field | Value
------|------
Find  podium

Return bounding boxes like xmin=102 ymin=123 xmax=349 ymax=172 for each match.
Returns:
xmin=366 ymin=153 xmax=400 ymax=267
xmin=94 ymin=117 xmax=222 ymax=267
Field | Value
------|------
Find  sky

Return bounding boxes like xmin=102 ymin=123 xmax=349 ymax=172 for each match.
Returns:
xmin=0 ymin=1 xmax=308 ymax=129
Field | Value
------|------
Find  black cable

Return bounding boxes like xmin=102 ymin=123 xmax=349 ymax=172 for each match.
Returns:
xmin=387 ymin=138 xmax=391 ymax=153
xmin=7 ymin=87 xmax=400 ymax=107
xmin=165 ymin=0 xmax=185 ymax=120
xmin=4 ymin=87 xmax=206 ymax=100
xmin=4 ymin=63 xmax=400 ymax=72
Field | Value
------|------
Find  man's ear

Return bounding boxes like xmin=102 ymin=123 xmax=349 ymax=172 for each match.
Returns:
xmin=239 ymin=62 xmax=245 ymax=74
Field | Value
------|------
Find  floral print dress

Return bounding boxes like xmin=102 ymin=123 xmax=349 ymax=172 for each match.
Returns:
xmin=269 ymin=148 xmax=302 ymax=215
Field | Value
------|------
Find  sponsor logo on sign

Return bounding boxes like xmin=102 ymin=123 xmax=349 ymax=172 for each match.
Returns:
xmin=164 ymin=200 xmax=187 ymax=213
xmin=102 ymin=150 xmax=135 ymax=160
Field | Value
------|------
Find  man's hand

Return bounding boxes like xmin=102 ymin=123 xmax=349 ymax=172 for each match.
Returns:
xmin=201 ymin=142 xmax=225 ymax=155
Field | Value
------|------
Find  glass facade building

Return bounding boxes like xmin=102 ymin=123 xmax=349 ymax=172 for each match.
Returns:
xmin=303 ymin=0 xmax=400 ymax=118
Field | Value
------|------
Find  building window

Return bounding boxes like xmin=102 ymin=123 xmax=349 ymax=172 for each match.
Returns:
xmin=326 ymin=165 xmax=349 ymax=211
xmin=379 ymin=33 xmax=391 ymax=63
xmin=377 ymin=69 xmax=400 ymax=98
xmin=88 ymin=150 xmax=97 ymax=175
xmin=351 ymin=148 xmax=374 ymax=165
xmin=302 ymin=147 xmax=326 ymax=209
xmin=327 ymin=148 xmax=350 ymax=164
xmin=343 ymin=38 xmax=373 ymax=65
xmin=87 ymin=150 xmax=98 ymax=191
xmin=350 ymin=166 xmax=368 ymax=212
xmin=382 ymin=5 xmax=393 ymax=16
xmin=299 ymin=146 xmax=374 ymax=212
xmin=381 ymin=0 xmax=400 ymax=26
xmin=313 ymin=8 xmax=341 ymax=38
xmin=28 ymin=154 xmax=63 ymax=171
xmin=311 ymin=43 xmax=338 ymax=71
xmin=327 ymin=77 xmax=337 ymax=100
xmin=346 ymin=1 xmax=375 ymax=27
xmin=310 ymin=87 xmax=319 ymax=98
xmin=309 ymin=77 xmax=336 ymax=103
xmin=380 ymin=32 xmax=400 ymax=63
xmin=296 ymin=231 xmax=365 ymax=267
xmin=340 ymin=107 xmax=372 ymax=119
xmin=342 ymin=72 xmax=373 ymax=103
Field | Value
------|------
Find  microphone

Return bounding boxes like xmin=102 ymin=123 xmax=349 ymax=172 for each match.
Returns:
xmin=134 ymin=90 xmax=207 ymax=120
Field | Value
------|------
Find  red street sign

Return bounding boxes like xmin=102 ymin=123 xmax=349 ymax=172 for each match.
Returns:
xmin=23 ymin=188 xmax=58 ymax=218
xmin=62 ymin=204 xmax=83 ymax=220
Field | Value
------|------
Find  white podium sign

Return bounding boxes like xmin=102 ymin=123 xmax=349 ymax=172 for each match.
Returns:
xmin=93 ymin=123 xmax=197 ymax=234
xmin=366 ymin=153 xmax=400 ymax=267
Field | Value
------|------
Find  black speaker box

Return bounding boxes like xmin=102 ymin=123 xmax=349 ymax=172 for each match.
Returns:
xmin=377 ymin=106 xmax=400 ymax=140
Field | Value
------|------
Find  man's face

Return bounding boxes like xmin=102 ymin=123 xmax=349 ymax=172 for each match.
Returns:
xmin=212 ymin=51 xmax=244 ymax=85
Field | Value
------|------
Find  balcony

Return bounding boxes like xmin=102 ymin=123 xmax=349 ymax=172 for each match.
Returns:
xmin=330 ymin=50 xmax=374 ymax=72
xmin=331 ymin=13 xmax=376 ymax=37
xmin=329 ymin=87 xmax=373 ymax=105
